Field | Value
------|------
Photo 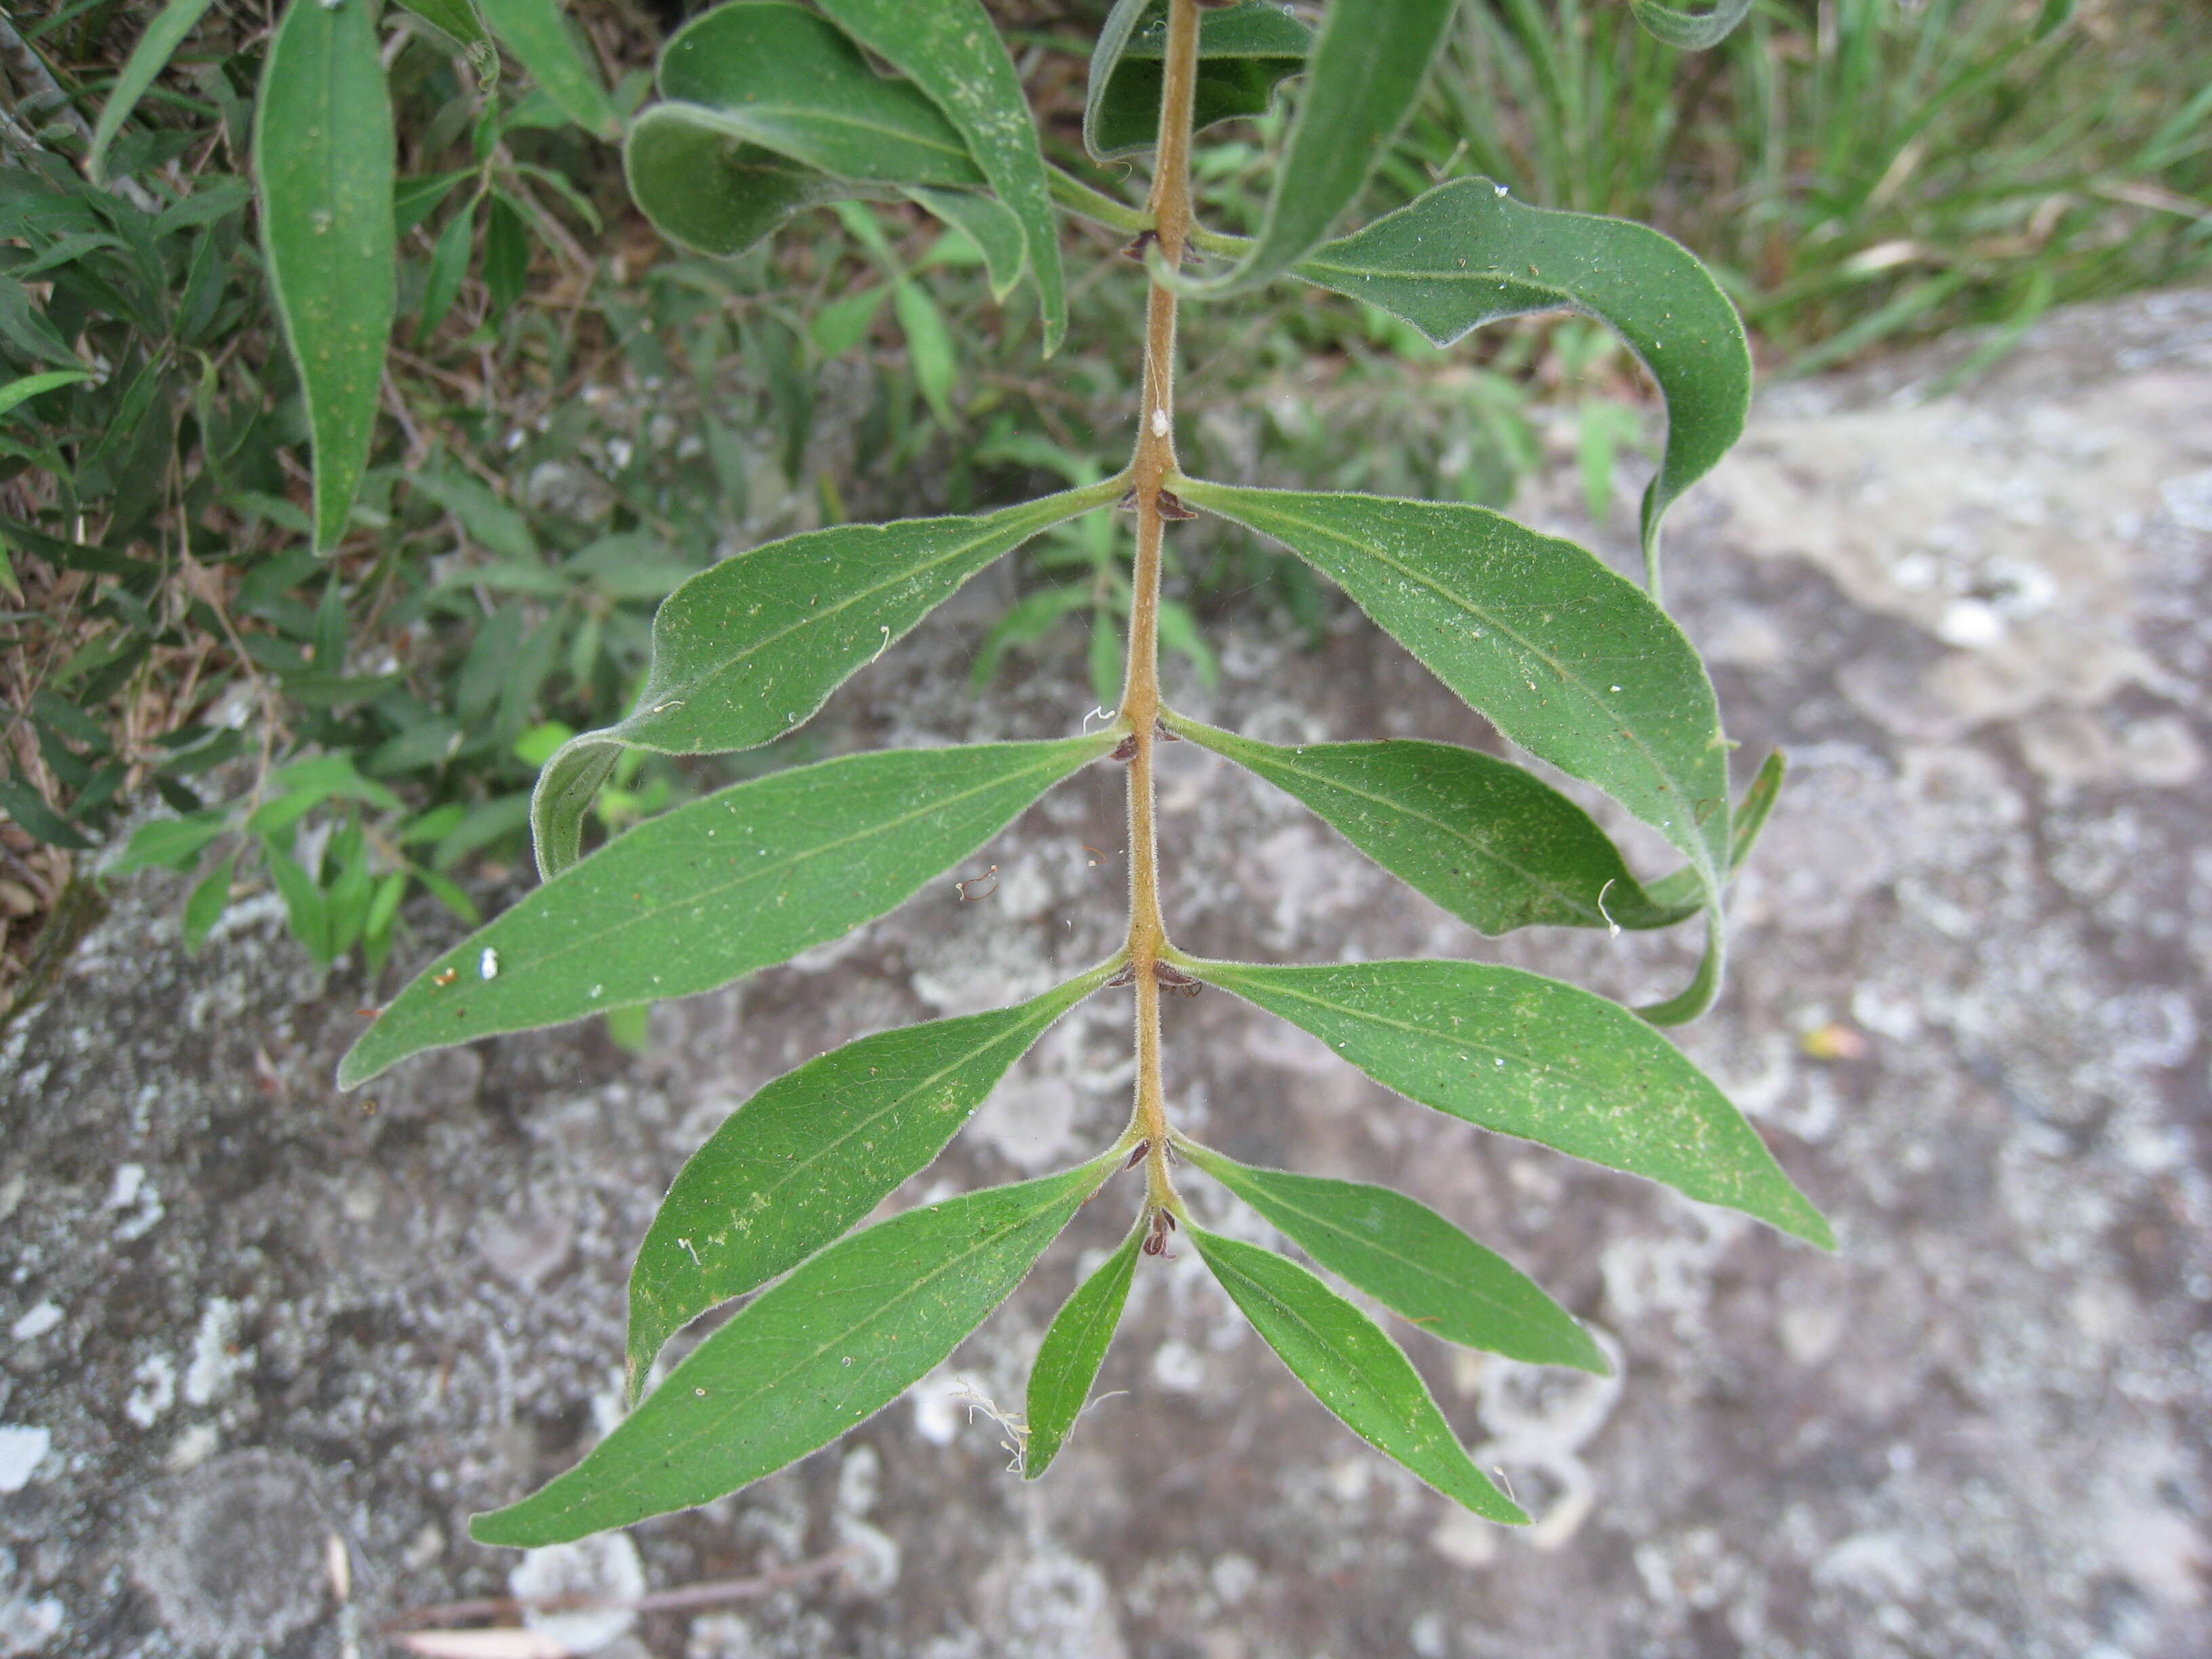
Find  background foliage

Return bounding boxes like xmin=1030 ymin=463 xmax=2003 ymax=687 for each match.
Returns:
xmin=1 ymin=0 xmax=2206 ymax=1020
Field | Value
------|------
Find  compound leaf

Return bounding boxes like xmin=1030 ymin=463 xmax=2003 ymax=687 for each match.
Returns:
xmin=1085 ymin=0 xmax=1311 ymax=161
xmin=628 ymin=965 xmax=1116 ymax=1397
xmin=1293 ymin=179 xmax=1751 ymax=588
xmin=1023 ymin=1218 xmax=1143 ymax=1479
xmin=530 ymin=483 xmax=1118 ymax=876
xmin=255 ymin=0 xmax=396 ymax=552
xmin=1192 ymin=958 xmax=1832 ymax=1248
xmin=340 ymin=735 xmax=1113 ymax=1087
xmin=1182 ymin=1143 xmax=1607 ymax=1373
xmin=813 ymin=0 xmax=1068 ymax=352
xmin=1190 ymin=1227 xmax=1526 ymax=1523
xmin=1181 ymin=0 xmax=1455 ymax=295
xmin=1628 ymin=0 xmax=1754 ymax=51
xmin=1164 ymin=715 xmax=1695 ymax=936
xmin=474 ymin=0 xmax=619 ymax=138
xmin=87 ymin=0 xmax=219 ymax=184
xmin=1174 ymin=481 xmax=1731 ymax=903
xmin=476 ymin=1162 xmax=1109 ymax=1546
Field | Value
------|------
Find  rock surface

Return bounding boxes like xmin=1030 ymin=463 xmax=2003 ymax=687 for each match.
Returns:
xmin=5 ymin=290 xmax=2211 ymax=1658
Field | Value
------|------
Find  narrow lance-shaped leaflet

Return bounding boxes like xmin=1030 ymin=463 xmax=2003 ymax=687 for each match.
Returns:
xmin=811 ymin=0 xmax=1068 ymax=352
xmin=1628 ymin=0 xmax=1755 ymax=52
xmin=340 ymin=735 xmax=1114 ymax=1087
xmin=255 ymin=0 xmax=396 ymax=553
xmin=1290 ymin=178 xmax=1753 ymax=592
xmin=477 ymin=1160 xmax=1115 ymax=1547
xmin=1189 ymin=1227 xmax=1528 ymax=1523
xmin=1189 ymin=958 xmax=1832 ymax=1248
xmin=1172 ymin=481 xmax=1733 ymax=906
xmin=1163 ymin=713 xmax=1696 ymax=936
xmin=628 ymin=963 xmax=1120 ymax=1399
xmin=531 ymin=482 xmax=1120 ymax=876
xmin=1177 ymin=1140 xmax=1608 ymax=1373
xmin=474 ymin=0 xmax=619 ymax=138
xmin=1023 ymin=1216 xmax=1144 ymax=1479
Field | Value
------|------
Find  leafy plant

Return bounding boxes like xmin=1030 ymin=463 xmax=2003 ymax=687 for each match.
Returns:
xmin=328 ymin=0 xmax=1837 ymax=1547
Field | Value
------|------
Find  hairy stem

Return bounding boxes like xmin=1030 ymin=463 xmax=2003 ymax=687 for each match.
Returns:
xmin=1121 ymin=0 xmax=1201 ymax=1203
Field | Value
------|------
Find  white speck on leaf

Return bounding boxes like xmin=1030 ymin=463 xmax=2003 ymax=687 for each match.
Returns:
xmin=479 ymin=948 xmax=499 ymax=981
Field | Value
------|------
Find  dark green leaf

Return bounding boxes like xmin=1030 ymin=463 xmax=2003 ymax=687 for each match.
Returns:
xmin=475 ymin=1161 xmax=1109 ymax=1545
xmin=1024 ymin=1218 xmax=1143 ymax=1479
xmin=1164 ymin=715 xmax=1696 ymax=936
xmin=0 ymin=276 xmax=87 ymax=370
xmin=623 ymin=104 xmax=866 ymax=258
xmin=1626 ymin=0 xmax=1753 ymax=52
xmin=417 ymin=196 xmax=478 ymax=342
xmin=483 ymin=192 xmax=530 ymax=318
xmin=813 ymin=0 xmax=1067 ymax=352
xmin=1180 ymin=1142 xmax=1605 ymax=1372
xmin=1191 ymin=958 xmax=1833 ymax=1247
xmin=0 ymin=778 xmax=90 ymax=850
xmin=906 ymin=187 xmax=1027 ymax=304
xmin=393 ymin=0 xmax=494 ymax=54
xmin=1181 ymin=0 xmax=1455 ymax=296
xmin=342 ymin=735 xmax=1113 ymax=1087
xmin=256 ymin=0 xmax=396 ymax=552
xmin=474 ymin=0 xmax=619 ymax=138
xmin=1174 ymin=481 xmax=1731 ymax=902
xmin=531 ymin=483 xmax=1116 ymax=876
xmin=1292 ymin=180 xmax=1751 ymax=588
xmin=628 ymin=965 xmax=1115 ymax=1393
xmin=87 ymin=0 xmax=219 ymax=183
xmin=1190 ymin=1226 xmax=1526 ymax=1523
xmin=657 ymin=5 xmax=984 ymax=189
xmin=1085 ymin=0 xmax=1311 ymax=161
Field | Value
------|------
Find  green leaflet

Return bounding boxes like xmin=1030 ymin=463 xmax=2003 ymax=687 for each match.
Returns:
xmin=1191 ymin=958 xmax=1833 ymax=1248
xmin=1189 ymin=1227 xmax=1526 ymax=1523
xmin=476 ymin=1162 xmax=1109 ymax=1546
xmin=87 ymin=0 xmax=219 ymax=184
xmin=1164 ymin=714 xmax=1695 ymax=936
xmin=339 ymin=735 xmax=1112 ymax=1087
xmin=812 ymin=0 xmax=1068 ymax=354
xmin=255 ymin=0 xmax=396 ymax=553
xmin=1084 ymin=0 xmax=1311 ymax=161
xmin=1024 ymin=1218 xmax=1143 ymax=1479
xmin=1174 ymin=480 xmax=1732 ymax=905
xmin=1293 ymin=180 xmax=1751 ymax=591
xmin=906 ymin=187 xmax=1027 ymax=304
xmin=529 ymin=481 xmax=1118 ymax=877
xmin=1177 ymin=0 xmax=1456 ymax=296
xmin=627 ymin=966 xmax=1116 ymax=1399
xmin=659 ymin=5 xmax=983 ymax=188
xmin=474 ymin=0 xmax=619 ymax=138
xmin=1181 ymin=1142 xmax=1606 ymax=1373
xmin=1628 ymin=0 xmax=1755 ymax=52
xmin=626 ymin=3 xmax=987 ymax=259
xmin=625 ymin=108 xmax=855 ymax=258
xmin=0 ymin=370 xmax=94 ymax=418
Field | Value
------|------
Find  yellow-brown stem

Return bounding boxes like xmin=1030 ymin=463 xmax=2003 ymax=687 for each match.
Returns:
xmin=1121 ymin=0 xmax=1201 ymax=1191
